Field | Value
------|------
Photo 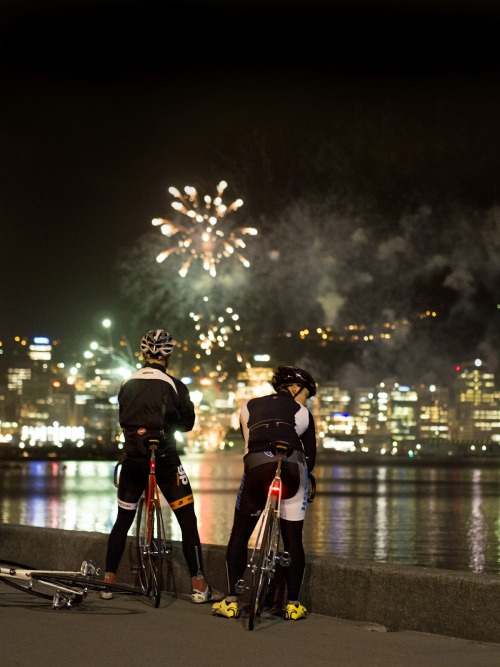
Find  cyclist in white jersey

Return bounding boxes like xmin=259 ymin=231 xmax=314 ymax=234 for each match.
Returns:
xmin=212 ymin=365 xmax=317 ymax=621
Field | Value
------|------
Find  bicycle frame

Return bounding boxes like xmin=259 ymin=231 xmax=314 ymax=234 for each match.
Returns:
xmin=0 ymin=560 xmax=140 ymax=609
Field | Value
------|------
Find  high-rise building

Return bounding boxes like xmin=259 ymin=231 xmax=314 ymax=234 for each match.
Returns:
xmin=417 ymin=384 xmax=451 ymax=441
xmin=389 ymin=384 xmax=419 ymax=446
xmin=455 ymin=360 xmax=500 ymax=441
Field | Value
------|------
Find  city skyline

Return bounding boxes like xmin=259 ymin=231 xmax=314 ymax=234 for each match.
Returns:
xmin=3 ymin=2 xmax=500 ymax=385
xmin=2 ymin=336 xmax=500 ymax=462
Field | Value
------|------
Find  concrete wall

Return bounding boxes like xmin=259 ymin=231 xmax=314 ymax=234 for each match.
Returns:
xmin=1 ymin=524 xmax=499 ymax=643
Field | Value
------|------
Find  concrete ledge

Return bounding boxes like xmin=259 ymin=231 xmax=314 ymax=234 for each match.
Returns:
xmin=1 ymin=524 xmax=499 ymax=643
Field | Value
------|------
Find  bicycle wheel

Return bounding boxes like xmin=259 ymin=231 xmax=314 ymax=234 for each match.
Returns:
xmin=135 ymin=495 xmax=152 ymax=595
xmin=136 ymin=496 xmax=164 ymax=606
xmin=248 ymin=504 xmax=277 ymax=631
xmin=148 ymin=498 xmax=164 ymax=607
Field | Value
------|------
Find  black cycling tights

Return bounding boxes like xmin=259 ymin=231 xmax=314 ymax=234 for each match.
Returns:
xmin=225 ymin=510 xmax=305 ymax=601
xmin=105 ymin=504 xmax=203 ymax=578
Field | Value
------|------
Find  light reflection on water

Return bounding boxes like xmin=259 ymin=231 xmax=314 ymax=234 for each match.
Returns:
xmin=1 ymin=454 xmax=499 ymax=575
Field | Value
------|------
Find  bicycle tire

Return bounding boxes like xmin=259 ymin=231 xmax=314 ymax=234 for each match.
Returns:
xmin=0 ymin=576 xmax=86 ymax=608
xmin=149 ymin=498 xmax=164 ymax=608
xmin=136 ymin=495 xmax=152 ymax=595
xmin=248 ymin=502 xmax=276 ymax=631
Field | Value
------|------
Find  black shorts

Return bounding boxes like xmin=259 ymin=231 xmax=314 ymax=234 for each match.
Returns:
xmin=235 ymin=449 xmax=308 ymax=520
xmin=117 ymin=451 xmax=195 ymax=512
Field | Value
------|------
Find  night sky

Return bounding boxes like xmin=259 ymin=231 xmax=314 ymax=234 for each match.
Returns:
xmin=2 ymin=1 xmax=500 ymax=384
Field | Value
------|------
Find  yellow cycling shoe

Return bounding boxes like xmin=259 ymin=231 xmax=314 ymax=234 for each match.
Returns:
xmin=285 ymin=602 xmax=307 ymax=620
xmin=211 ymin=598 xmax=240 ymax=618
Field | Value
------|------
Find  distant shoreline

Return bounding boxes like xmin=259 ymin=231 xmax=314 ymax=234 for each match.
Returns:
xmin=1 ymin=449 xmax=500 ymax=467
xmin=314 ymin=451 xmax=500 ymax=467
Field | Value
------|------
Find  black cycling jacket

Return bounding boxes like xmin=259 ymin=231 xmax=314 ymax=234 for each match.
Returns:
xmin=118 ymin=361 xmax=195 ymax=451
xmin=239 ymin=389 xmax=317 ymax=472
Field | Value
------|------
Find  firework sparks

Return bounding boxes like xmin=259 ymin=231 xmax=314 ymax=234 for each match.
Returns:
xmin=152 ymin=180 xmax=257 ymax=277
xmin=190 ymin=299 xmax=241 ymax=356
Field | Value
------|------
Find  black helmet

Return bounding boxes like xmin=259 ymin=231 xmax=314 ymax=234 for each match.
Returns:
xmin=140 ymin=329 xmax=175 ymax=359
xmin=271 ymin=365 xmax=317 ymax=397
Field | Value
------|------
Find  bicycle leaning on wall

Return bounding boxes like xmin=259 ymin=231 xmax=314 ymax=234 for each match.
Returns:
xmin=113 ymin=439 xmax=173 ymax=608
xmin=234 ymin=440 xmax=316 ymax=630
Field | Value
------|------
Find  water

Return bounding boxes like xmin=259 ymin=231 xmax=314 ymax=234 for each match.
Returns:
xmin=1 ymin=454 xmax=499 ymax=575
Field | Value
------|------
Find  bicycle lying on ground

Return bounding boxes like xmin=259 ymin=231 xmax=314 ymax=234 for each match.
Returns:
xmin=235 ymin=440 xmax=316 ymax=631
xmin=120 ymin=439 xmax=172 ymax=607
xmin=0 ymin=560 xmax=142 ymax=609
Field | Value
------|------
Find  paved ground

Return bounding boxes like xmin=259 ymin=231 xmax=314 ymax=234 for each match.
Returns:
xmin=1 ymin=583 xmax=499 ymax=667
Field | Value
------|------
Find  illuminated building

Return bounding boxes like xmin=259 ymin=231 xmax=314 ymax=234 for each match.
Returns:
xmin=418 ymin=384 xmax=451 ymax=440
xmin=388 ymin=384 xmax=419 ymax=446
xmin=455 ymin=360 xmax=500 ymax=441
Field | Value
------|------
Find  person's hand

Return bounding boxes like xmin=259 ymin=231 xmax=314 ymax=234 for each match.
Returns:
xmin=307 ymin=473 xmax=316 ymax=503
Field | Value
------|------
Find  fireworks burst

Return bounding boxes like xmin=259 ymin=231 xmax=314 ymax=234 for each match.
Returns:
xmin=153 ymin=180 xmax=258 ymax=277
xmin=189 ymin=299 xmax=242 ymax=356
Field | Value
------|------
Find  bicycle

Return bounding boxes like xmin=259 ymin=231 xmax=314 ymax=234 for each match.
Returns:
xmin=233 ymin=440 xmax=289 ymax=630
xmin=0 ymin=559 xmax=142 ymax=609
xmin=235 ymin=440 xmax=316 ymax=630
xmin=129 ymin=439 xmax=172 ymax=607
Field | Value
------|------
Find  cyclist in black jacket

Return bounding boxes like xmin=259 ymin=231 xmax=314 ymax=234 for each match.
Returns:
xmin=101 ymin=329 xmax=214 ymax=603
xmin=212 ymin=365 xmax=317 ymax=621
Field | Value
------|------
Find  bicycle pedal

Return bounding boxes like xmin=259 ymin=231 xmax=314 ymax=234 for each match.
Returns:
xmin=279 ymin=551 xmax=291 ymax=567
xmin=80 ymin=560 xmax=97 ymax=576
xmin=235 ymin=579 xmax=246 ymax=595
xmin=52 ymin=593 xmax=70 ymax=609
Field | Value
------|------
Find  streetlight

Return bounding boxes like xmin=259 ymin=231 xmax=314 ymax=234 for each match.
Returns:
xmin=102 ymin=319 xmax=112 ymax=351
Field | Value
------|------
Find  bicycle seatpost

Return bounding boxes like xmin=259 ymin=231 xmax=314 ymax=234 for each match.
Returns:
xmin=148 ymin=439 xmax=160 ymax=474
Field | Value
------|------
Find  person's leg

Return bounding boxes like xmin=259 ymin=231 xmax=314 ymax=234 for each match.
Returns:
xmin=279 ymin=453 xmax=308 ymax=620
xmin=158 ymin=457 xmax=211 ymax=600
xmin=211 ymin=508 xmax=257 ymax=618
xmin=101 ymin=459 xmax=146 ymax=598
xmin=225 ymin=509 xmax=258 ymax=597
xmin=105 ymin=506 xmax=137 ymax=575
xmin=104 ymin=459 xmax=146 ymax=577
xmin=212 ymin=454 xmax=270 ymax=618
xmin=280 ymin=518 xmax=305 ymax=601
xmin=172 ymin=504 xmax=206 ymax=582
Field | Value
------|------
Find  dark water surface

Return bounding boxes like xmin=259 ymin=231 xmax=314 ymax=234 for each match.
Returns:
xmin=1 ymin=454 xmax=499 ymax=575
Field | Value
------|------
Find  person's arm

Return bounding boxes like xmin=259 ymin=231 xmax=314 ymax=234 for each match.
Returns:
xmin=166 ymin=379 xmax=195 ymax=432
xmin=239 ymin=402 xmax=250 ymax=451
xmin=301 ymin=412 xmax=317 ymax=472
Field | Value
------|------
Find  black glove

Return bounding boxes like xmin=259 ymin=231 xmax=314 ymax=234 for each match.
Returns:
xmin=307 ymin=473 xmax=316 ymax=503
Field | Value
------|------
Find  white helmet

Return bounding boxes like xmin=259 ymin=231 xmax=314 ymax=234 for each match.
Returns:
xmin=140 ymin=329 xmax=175 ymax=359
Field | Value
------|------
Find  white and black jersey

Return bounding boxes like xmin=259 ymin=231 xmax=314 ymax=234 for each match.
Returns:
xmin=240 ymin=389 xmax=316 ymax=472
xmin=118 ymin=361 xmax=195 ymax=456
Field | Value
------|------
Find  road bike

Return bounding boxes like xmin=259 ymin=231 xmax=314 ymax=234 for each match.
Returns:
xmin=241 ymin=440 xmax=291 ymax=630
xmin=130 ymin=439 xmax=172 ymax=607
xmin=0 ymin=559 xmax=142 ymax=609
xmin=235 ymin=441 xmax=316 ymax=630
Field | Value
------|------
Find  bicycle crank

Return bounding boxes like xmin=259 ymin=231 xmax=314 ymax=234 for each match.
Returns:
xmin=235 ymin=579 xmax=247 ymax=595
